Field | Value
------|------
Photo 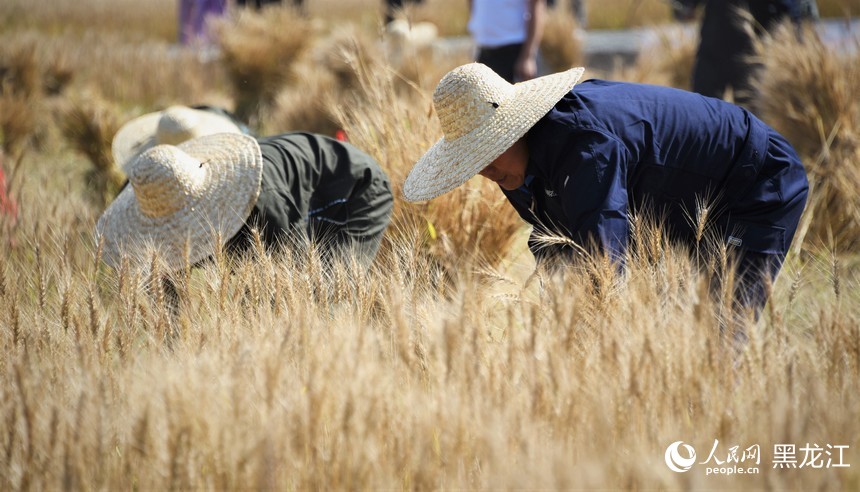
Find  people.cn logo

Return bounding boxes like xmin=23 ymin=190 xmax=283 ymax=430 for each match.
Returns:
xmin=665 ymin=441 xmax=697 ymax=473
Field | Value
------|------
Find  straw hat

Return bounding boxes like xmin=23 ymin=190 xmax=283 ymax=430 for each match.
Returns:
xmin=112 ymin=106 xmax=243 ymax=173
xmin=402 ymin=63 xmax=584 ymax=202
xmin=96 ymin=133 xmax=263 ymax=271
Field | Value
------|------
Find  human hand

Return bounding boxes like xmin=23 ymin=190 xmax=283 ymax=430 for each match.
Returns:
xmin=515 ymin=54 xmax=537 ymax=82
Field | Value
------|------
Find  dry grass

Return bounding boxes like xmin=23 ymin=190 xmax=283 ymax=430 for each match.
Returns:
xmin=0 ymin=39 xmax=68 ymax=157
xmin=588 ymin=0 xmax=673 ymax=29
xmin=756 ymin=25 xmax=859 ymax=158
xmin=0 ymin=0 xmax=178 ymax=43
xmin=215 ymin=6 xmax=318 ymax=125
xmin=263 ymin=26 xmax=385 ymax=136
xmin=0 ymin=42 xmax=42 ymax=99
xmin=1 ymin=0 xmax=853 ymax=42
xmin=0 ymin=95 xmax=39 ymax=158
xmin=0 ymin=29 xmax=227 ymax=111
xmin=540 ymin=5 xmax=585 ymax=73
xmin=613 ymin=26 xmax=697 ymax=89
xmin=817 ymin=0 xmax=860 ymax=17
xmin=0 ymin=0 xmax=859 ymax=489
xmin=1 ymin=203 xmax=858 ymax=489
xmin=60 ymin=96 xmax=125 ymax=209
xmin=323 ymin=41 xmax=517 ymax=270
xmin=755 ymin=24 xmax=860 ymax=252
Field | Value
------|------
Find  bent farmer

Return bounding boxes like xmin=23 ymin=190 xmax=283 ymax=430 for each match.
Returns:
xmin=97 ymin=131 xmax=394 ymax=272
xmin=112 ymin=105 xmax=251 ymax=171
xmin=402 ymin=63 xmax=808 ymax=315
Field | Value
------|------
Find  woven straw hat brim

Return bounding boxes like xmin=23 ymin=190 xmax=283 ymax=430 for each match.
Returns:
xmin=403 ymin=67 xmax=585 ymax=202
xmin=112 ymin=110 xmax=243 ymax=174
xmin=96 ymin=133 xmax=263 ymax=271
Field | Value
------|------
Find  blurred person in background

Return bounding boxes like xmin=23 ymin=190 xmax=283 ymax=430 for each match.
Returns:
xmin=178 ymin=0 xmax=228 ymax=46
xmin=403 ymin=63 xmax=808 ymax=333
xmin=112 ymin=105 xmax=252 ymax=172
xmin=468 ymin=0 xmax=547 ymax=83
xmin=547 ymin=0 xmax=587 ymax=29
xmin=673 ymin=0 xmax=819 ymax=113
xmin=236 ymin=0 xmax=282 ymax=7
xmin=235 ymin=0 xmax=306 ymax=13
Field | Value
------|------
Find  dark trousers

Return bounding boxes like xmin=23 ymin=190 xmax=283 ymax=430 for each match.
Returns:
xmin=713 ymin=127 xmax=808 ymax=319
xmin=692 ymin=0 xmax=798 ymax=111
xmin=476 ymin=43 xmax=523 ymax=83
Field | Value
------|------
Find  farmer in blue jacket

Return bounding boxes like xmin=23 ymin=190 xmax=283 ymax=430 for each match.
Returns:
xmin=402 ymin=63 xmax=808 ymax=317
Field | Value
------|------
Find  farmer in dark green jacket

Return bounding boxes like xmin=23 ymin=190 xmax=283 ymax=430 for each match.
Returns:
xmin=226 ymin=132 xmax=394 ymax=266
xmin=97 ymin=131 xmax=393 ymax=272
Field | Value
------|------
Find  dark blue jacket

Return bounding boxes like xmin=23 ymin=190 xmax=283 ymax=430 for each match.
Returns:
xmin=502 ymin=79 xmax=808 ymax=264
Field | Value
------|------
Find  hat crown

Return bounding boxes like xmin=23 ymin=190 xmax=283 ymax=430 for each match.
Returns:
xmin=129 ymin=145 xmax=205 ymax=218
xmin=155 ymin=106 xmax=199 ymax=145
xmin=434 ymin=63 xmax=514 ymax=141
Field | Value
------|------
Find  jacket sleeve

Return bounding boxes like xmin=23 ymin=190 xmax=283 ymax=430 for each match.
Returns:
xmin=553 ymin=130 xmax=630 ymax=264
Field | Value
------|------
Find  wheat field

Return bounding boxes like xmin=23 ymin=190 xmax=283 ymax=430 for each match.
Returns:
xmin=1 ymin=0 xmax=859 ymax=489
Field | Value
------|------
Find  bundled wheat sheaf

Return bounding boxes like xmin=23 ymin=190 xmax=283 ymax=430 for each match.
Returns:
xmin=0 ymin=0 xmax=859 ymax=489
xmin=756 ymin=24 xmax=860 ymax=251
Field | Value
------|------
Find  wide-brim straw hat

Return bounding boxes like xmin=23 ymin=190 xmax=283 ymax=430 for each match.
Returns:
xmin=403 ymin=63 xmax=585 ymax=202
xmin=112 ymin=105 xmax=243 ymax=173
xmin=96 ymin=133 xmax=263 ymax=271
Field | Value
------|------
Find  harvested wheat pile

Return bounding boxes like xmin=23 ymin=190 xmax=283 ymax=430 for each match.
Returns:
xmin=756 ymin=24 xmax=860 ymax=252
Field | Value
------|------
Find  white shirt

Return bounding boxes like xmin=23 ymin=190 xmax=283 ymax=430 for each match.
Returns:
xmin=468 ymin=0 xmax=530 ymax=48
